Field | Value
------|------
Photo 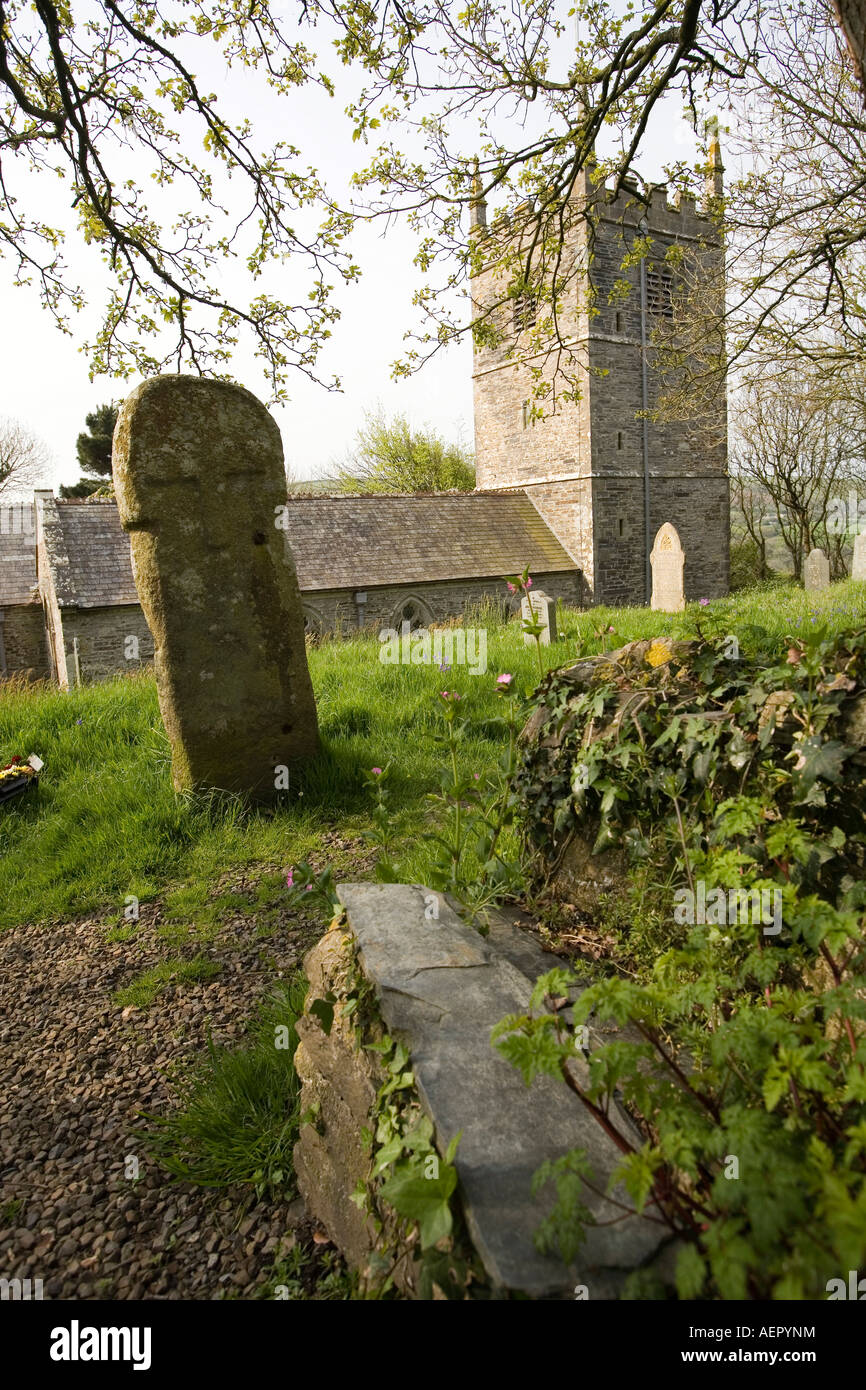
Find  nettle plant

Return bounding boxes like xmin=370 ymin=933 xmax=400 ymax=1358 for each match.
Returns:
xmin=496 ymin=624 xmax=866 ymax=1299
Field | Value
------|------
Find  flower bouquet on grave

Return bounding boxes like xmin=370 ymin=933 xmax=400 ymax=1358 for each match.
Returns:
xmin=0 ymin=753 xmax=43 ymax=804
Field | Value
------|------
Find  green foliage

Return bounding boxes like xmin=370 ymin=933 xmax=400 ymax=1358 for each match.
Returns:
xmin=359 ymin=763 xmax=400 ymax=881
xmin=76 ymin=403 xmax=118 ymax=479
xmin=348 ymin=1026 xmax=474 ymax=1298
xmin=57 ymin=478 xmax=104 ymax=499
xmin=496 ymin=622 xmax=866 ymax=1299
xmin=0 ymin=1198 xmax=24 ymax=1227
xmin=334 ymin=409 xmax=475 ymax=494
xmin=423 ymin=682 xmax=524 ymax=920
xmin=530 ymin=1149 xmax=595 ymax=1264
xmin=505 ymin=566 xmax=547 ymax=681
xmin=257 ymin=1240 xmax=357 ymax=1301
xmin=3 ymin=581 xmax=864 ymax=937
xmin=284 ymin=860 xmax=340 ymax=915
xmin=59 ymin=403 xmax=120 ymax=498
xmin=112 ymin=955 xmax=221 ymax=1008
xmin=141 ymin=976 xmax=307 ymax=1197
xmin=378 ymin=1154 xmax=458 ymax=1251
xmin=729 ymin=536 xmax=781 ymax=591
xmin=0 ymin=7 xmax=357 ymax=393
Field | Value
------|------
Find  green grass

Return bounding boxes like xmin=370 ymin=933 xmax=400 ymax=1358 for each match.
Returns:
xmin=256 ymin=1242 xmax=357 ymax=1300
xmin=0 ymin=1198 xmax=24 ymax=1227
xmin=112 ymin=956 xmax=222 ymax=1008
xmin=141 ymin=976 xmax=307 ymax=1195
xmin=2 ymin=579 xmax=865 ymax=931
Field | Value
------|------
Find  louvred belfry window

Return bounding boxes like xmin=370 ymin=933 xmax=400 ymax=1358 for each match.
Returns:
xmin=512 ymin=293 xmax=537 ymax=332
xmin=646 ymin=268 xmax=674 ymax=318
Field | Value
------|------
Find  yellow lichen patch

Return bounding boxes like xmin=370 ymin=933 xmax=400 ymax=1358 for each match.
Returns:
xmin=645 ymin=639 xmax=674 ymax=668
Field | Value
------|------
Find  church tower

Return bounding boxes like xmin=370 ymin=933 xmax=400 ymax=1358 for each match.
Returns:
xmin=471 ymin=149 xmax=729 ymax=606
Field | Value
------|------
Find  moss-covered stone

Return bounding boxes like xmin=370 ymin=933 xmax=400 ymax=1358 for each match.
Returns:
xmin=112 ymin=375 xmax=318 ymax=797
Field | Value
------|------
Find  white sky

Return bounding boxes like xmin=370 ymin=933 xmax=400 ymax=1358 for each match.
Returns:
xmin=0 ymin=11 xmax=711 ymax=492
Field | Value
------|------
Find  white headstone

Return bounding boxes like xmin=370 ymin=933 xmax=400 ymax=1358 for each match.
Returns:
xmin=650 ymin=523 xmax=685 ymax=612
xmin=521 ymin=589 xmax=552 ymax=646
xmin=852 ymin=532 xmax=866 ymax=582
xmin=804 ymin=547 xmax=830 ymax=591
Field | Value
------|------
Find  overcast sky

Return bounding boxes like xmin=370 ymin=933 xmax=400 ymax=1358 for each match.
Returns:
xmin=0 ymin=15 xmax=710 ymax=493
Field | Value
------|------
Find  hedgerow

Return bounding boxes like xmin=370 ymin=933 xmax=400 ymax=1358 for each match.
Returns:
xmin=496 ymin=624 xmax=866 ymax=1299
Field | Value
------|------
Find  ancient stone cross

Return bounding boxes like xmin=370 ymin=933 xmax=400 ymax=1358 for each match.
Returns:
xmin=113 ymin=376 xmax=318 ymax=797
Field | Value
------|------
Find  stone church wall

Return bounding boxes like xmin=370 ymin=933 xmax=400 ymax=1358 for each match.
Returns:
xmin=54 ymin=606 xmax=156 ymax=687
xmin=302 ymin=571 xmax=583 ymax=637
xmin=0 ymin=602 xmax=50 ymax=680
xmin=38 ymin=571 xmax=582 ymax=685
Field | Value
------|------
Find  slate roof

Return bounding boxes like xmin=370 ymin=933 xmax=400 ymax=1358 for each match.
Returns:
xmin=0 ymin=503 xmax=39 ymax=605
xmin=39 ymin=492 xmax=577 ymax=608
xmin=40 ymin=498 xmax=140 ymax=608
xmin=281 ymin=493 xmax=577 ymax=590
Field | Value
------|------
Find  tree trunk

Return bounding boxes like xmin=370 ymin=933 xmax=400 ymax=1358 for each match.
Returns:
xmin=834 ymin=1 xmax=866 ymax=100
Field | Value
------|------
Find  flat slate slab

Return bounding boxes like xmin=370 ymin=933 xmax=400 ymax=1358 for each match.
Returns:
xmin=337 ymin=882 xmax=667 ymax=1298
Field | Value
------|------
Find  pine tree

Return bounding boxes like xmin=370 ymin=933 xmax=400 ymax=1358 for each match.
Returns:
xmin=60 ymin=404 xmax=119 ymax=498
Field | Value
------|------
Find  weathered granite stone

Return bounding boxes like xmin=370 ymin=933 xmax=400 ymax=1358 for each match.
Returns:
xmin=521 ymin=589 xmax=552 ymax=646
xmin=335 ymin=882 xmax=666 ymax=1298
xmin=555 ymin=829 xmax=630 ymax=915
xmin=650 ymin=522 xmax=685 ymax=612
xmin=804 ymin=547 xmax=830 ymax=592
xmin=853 ymin=532 xmax=866 ymax=581
xmin=112 ymin=375 xmax=318 ymax=796
xmin=293 ymin=928 xmax=422 ymax=1296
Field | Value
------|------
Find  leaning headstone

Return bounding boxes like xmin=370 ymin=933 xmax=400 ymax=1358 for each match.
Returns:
xmin=113 ymin=376 xmax=318 ymax=798
xmin=804 ymin=547 xmax=830 ymax=592
xmin=853 ymin=533 xmax=866 ymax=582
xmin=650 ymin=523 xmax=685 ymax=612
xmin=521 ymin=590 xmax=552 ymax=646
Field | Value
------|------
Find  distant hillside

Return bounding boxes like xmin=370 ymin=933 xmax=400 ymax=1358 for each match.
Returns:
xmin=287 ymin=478 xmax=336 ymax=496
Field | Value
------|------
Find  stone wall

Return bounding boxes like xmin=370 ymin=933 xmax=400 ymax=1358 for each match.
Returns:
xmin=294 ymin=883 xmax=674 ymax=1300
xmin=302 ymin=570 xmax=583 ymax=636
xmin=12 ymin=571 xmax=584 ymax=686
xmin=0 ymin=603 xmax=50 ymax=680
xmin=54 ymin=606 xmax=155 ymax=686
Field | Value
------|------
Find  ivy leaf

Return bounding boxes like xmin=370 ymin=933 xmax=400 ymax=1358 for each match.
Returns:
xmin=379 ymin=1162 xmax=458 ymax=1249
xmin=372 ymin=1136 xmax=405 ymax=1174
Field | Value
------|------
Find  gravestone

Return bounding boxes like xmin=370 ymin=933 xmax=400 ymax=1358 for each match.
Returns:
xmin=113 ymin=376 xmax=318 ymax=798
xmin=521 ymin=590 xmax=552 ymax=646
xmin=804 ymin=547 xmax=830 ymax=592
xmin=650 ymin=523 xmax=685 ymax=612
xmin=853 ymin=533 xmax=866 ymax=582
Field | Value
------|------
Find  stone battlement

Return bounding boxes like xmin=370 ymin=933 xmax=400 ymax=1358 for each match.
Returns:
xmin=484 ymin=175 xmax=719 ymax=248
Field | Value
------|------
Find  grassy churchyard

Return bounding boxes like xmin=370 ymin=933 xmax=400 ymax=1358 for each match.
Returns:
xmin=5 ymin=580 xmax=865 ymax=933
xmin=2 ymin=576 xmax=866 ymax=1305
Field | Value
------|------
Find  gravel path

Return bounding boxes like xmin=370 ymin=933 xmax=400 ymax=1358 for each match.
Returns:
xmin=0 ymin=885 xmax=327 ymax=1300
